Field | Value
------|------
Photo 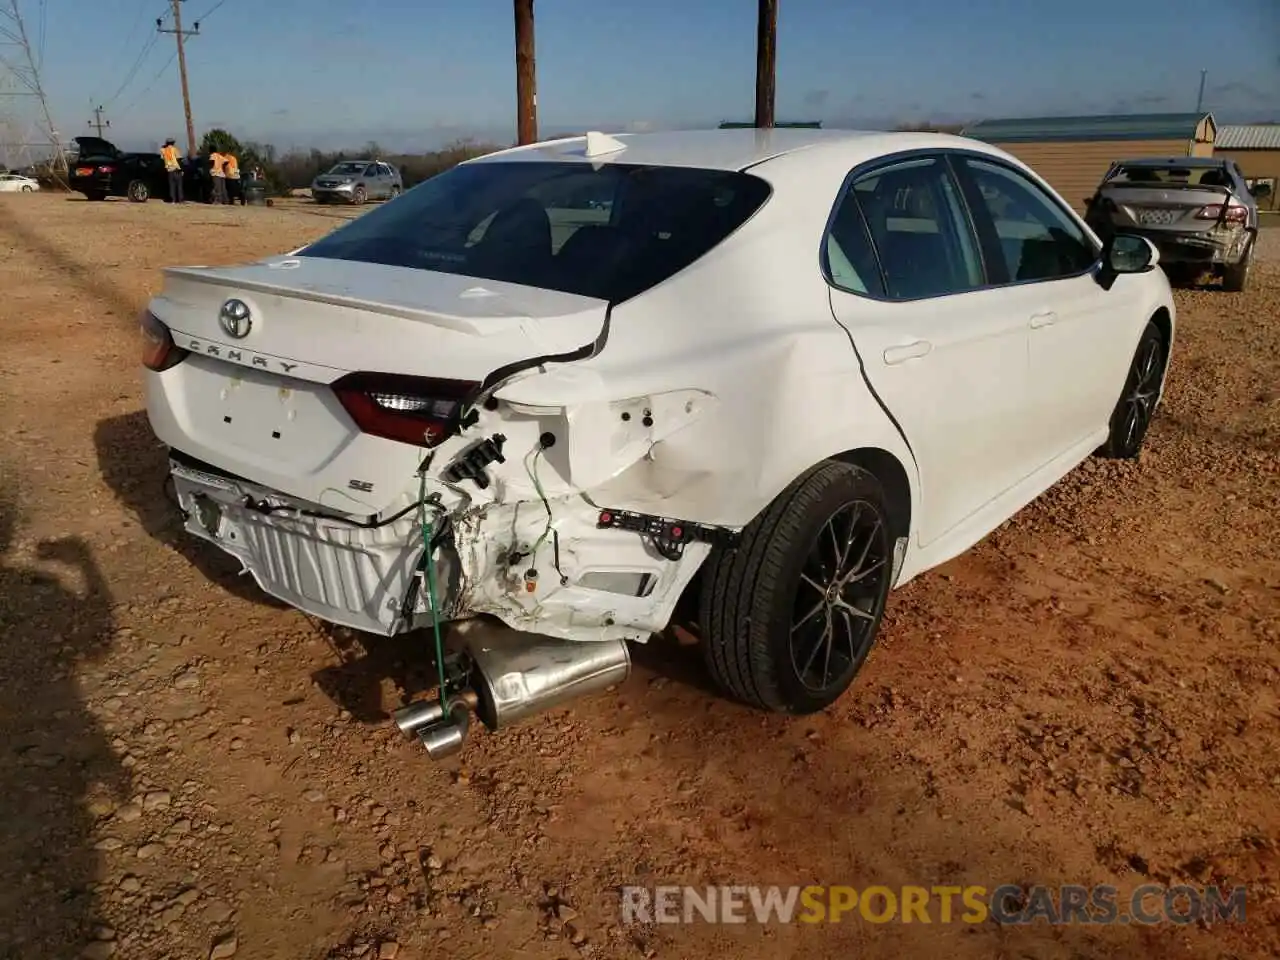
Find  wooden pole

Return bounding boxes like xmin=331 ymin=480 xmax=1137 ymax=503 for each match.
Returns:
xmin=754 ymin=0 xmax=777 ymax=128
xmin=157 ymin=0 xmax=199 ymax=156
xmin=514 ymin=0 xmax=537 ymax=145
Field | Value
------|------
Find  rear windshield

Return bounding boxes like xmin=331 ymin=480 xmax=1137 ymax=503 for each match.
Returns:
xmin=1107 ymin=164 xmax=1231 ymax=187
xmin=298 ymin=160 xmax=772 ymax=303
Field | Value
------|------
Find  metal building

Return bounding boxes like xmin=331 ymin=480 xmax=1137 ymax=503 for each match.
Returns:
xmin=961 ymin=112 xmax=1217 ymax=211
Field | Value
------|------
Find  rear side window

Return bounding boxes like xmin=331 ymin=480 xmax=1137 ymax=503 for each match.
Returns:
xmin=299 ymin=160 xmax=772 ymax=303
xmin=838 ymin=157 xmax=984 ymax=300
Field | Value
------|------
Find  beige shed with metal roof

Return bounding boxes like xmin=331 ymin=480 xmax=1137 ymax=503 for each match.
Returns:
xmin=961 ymin=113 xmax=1217 ymax=211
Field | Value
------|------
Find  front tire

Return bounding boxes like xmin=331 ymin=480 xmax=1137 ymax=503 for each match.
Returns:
xmin=700 ymin=461 xmax=894 ymax=714
xmin=1097 ymin=321 xmax=1165 ymax=459
xmin=352 ymin=185 xmax=367 ymax=205
xmin=20 ymin=184 xmax=33 ymax=193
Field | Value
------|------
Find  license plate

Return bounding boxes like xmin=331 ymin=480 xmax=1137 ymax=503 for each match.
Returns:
xmin=76 ymin=167 xmax=93 ymax=177
xmin=1136 ymin=208 xmax=1178 ymax=226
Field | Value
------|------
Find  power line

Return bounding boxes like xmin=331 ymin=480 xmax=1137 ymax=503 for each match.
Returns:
xmin=36 ymin=0 xmax=45 ymax=71
xmin=105 ymin=32 xmax=159 ymax=108
xmin=192 ymin=0 xmax=227 ymax=22
xmin=118 ymin=48 xmax=175 ymax=116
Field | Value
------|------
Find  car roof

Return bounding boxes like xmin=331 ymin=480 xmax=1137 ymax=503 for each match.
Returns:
xmin=1115 ymin=156 xmax=1226 ymax=168
xmin=465 ymin=128 xmax=993 ymax=173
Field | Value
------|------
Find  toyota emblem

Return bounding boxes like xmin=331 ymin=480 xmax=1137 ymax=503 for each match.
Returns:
xmin=219 ymin=298 xmax=252 ymax=339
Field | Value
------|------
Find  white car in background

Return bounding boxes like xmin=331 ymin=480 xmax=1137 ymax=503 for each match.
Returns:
xmin=140 ymin=128 xmax=1175 ymax=757
xmin=0 ymin=172 xmax=39 ymax=192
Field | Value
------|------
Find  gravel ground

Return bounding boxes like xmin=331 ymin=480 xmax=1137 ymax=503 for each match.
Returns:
xmin=0 ymin=194 xmax=1277 ymax=960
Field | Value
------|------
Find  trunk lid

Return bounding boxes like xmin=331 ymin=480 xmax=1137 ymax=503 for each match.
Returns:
xmin=73 ymin=135 xmax=122 ymax=161
xmin=154 ymin=256 xmax=609 ymax=382
xmin=1091 ymin=182 xmax=1232 ymax=235
xmin=146 ymin=257 xmax=609 ymax=510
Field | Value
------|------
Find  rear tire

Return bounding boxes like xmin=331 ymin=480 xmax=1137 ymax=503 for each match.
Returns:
xmin=84 ymin=191 xmax=106 ymax=202
xmin=20 ymin=184 xmax=33 ymax=193
xmin=1222 ymin=244 xmax=1252 ymax=293
xmin=127 ymin=179 xmax=149 ymax=203
xmin=1097 ymin=321 xmax=1165 ymax=460
xmin=700 ymin=461 xmax=894 ymax=714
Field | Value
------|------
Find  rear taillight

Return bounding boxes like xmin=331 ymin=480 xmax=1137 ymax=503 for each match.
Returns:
xmin=98 ymin=165 xmax=115 ymax=174
xmin=1196 ymin=203 xmax=1248 ymax=224
xmin=140 ymin=310 xmax=188 ymax=372
xmin=332 ymin=373 xmax=478 ymax=448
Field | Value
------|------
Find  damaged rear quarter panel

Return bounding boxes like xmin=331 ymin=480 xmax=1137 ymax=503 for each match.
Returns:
xmin=447 ymin=164 xmax=920 ymax=640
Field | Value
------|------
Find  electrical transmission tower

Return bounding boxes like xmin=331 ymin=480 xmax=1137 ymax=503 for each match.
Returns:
xmin=0 ymin=0 xmax=64 ymax=176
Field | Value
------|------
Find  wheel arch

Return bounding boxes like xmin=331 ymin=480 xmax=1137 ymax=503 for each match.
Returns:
xmin=1147 ymin=303 xmax=1175 ymax=400
xmin=830 ymin=446 xmax=914 ymax=545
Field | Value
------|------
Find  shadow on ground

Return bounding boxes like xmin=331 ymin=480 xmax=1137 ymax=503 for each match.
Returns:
xmin=310 ymin=622 xmax=446 ymax=725
xmin=0 ymin=200 xmax=136 ymax=320
xmin=0 ymin=491 xmax=123 ymax=959
xmin=93 ymin=410 xmax=288 ymax=610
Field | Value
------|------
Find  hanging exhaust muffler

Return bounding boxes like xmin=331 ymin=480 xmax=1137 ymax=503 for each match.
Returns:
xmin=465 ymin=628 xmax=632 ymax=730
xmin=391 ymin=625 xmax=631 ymax=758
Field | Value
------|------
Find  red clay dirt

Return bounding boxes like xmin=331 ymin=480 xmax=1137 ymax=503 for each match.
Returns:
xmin=0 ymin=194 xmax=1277 ymax=960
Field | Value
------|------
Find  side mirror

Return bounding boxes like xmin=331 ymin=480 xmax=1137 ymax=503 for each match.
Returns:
xmin=1096 ymin=234 xmax=1158 ymax=290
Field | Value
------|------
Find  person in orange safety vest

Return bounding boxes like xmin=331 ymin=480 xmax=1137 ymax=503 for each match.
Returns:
xmin=208 ymin=148 xmax=228 ymax=204
xmin=161 ymin=138 xmax=184 ymax=204
xmin=223 ymin=151 xmax=241 ymax=204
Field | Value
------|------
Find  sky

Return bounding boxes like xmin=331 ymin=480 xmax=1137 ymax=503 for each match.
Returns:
xmin=14 ymin=0 xmax=1280 ymax=154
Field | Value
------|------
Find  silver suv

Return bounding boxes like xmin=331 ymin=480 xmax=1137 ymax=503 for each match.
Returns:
xmin=1084 ymin=157 xmax=1259 ymax=292
xmin=311 ymin=160 xmax=403 ymax=205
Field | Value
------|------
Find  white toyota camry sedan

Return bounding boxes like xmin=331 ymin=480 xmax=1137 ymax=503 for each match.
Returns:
xmin=141 ymin=128 xmax=1175 ymax=755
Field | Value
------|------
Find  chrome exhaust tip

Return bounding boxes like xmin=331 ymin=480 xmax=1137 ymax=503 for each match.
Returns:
xmin=393 ymin=690 xmax=478 ymax=758
xmin=418 ymin=703 xmax=471 ymax=759
xmin=391 ymin=698 xmax=445 ymax=736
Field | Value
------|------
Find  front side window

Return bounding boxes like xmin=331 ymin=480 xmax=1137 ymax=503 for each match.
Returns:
xmin=330 ymin=162 xmax=369 ymax=178
xmin=959 ymin=157 xmax=1097 ymax=283
xmin=299 ymin=160 xmax=771 ymax=303
xmin=846 ymin=157 xmax=984 ymax=300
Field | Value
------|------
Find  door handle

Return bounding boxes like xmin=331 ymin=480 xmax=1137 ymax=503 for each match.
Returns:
xmin=1029 ymin=311 xmax=1058 ymax=329
xmin=883 ymin=340 xmax=932 ymax=365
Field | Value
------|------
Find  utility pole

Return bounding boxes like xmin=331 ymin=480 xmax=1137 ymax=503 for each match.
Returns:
xmin=514 ymin=0 xmax=537 ymax=145
xmin=1195 ymin=69 xmax=1207 ymax=114
xmin=87 ymin=104 xmax=110 ymax=138
xmin=754 ymin=0 xmax=778 ymax=129
xmin=157 ymin=0 xmax=199 ymax=156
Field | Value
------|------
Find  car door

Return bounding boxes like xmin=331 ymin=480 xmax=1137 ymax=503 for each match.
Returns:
xmin=372 ymin=163 xmax=389 ymax=198
xmin=825 ymin=154 xmax=1035 ymax=547
xmin=950 ymin=154 xmax=1144 ymax=463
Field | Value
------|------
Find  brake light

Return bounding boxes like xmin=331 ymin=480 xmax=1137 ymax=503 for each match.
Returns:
xmin=98 ymin=165 xmax=115 ymax=174
xmin=140 ymin=310 xmax=188 ymax=372
xmin=1196 ymin=204 xmax=1248 ymax=224
xmin=332 ymin=373 xmax=478 ymax=448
